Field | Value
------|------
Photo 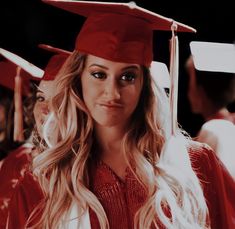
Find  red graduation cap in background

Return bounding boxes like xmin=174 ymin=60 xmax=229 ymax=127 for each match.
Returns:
xmin=0 ymin=48 xmax=44 ymax=142
xmin=38 ymin=44 xmax=71 ymax=81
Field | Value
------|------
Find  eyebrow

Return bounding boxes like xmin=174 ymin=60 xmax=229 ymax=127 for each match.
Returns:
xmin=122 ymin=65 xmax=140 ymax=71
xmin=88 ymin=64 xmax=108 ymax=69
xmin=35 ymin=86 xmax=43 ymax=93
xmin=35 ymin=86 xmax=46 ymax=95
xmin=88 ymin=64 xmax=140 ymax=71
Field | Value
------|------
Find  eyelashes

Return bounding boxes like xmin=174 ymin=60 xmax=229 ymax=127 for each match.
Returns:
xmin=90 ymin=71 xmax=137 ymax=83
xmin=36 ymin=96 xmax=45 ymax=102
xmin=120 ymin=72 xmax=137 ymax=82
xmin=91 ymin=71 xmax=106 ymax=79
xmin=35 ymin=92 xmax=46 ymax=102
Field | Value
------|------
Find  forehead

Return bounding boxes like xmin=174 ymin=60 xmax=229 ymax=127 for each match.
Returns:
xmin=85 ymin=54 xmax=141 ymax=70
xmin=37 ymin=80 xmax=55 ymax=97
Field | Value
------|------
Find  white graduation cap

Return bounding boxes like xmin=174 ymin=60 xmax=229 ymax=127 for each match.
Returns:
xmin=0 ymin=48 xmax=44 ymax=78
xmin=190 ymin=41 xmax=235 ymax=73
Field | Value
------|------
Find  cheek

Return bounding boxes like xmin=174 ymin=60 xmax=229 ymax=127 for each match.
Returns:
xmin=81 ymin=77 xmax=100 ymax=107
xmin=33 ymin=103 xmax=43 ymax=122
xmin=124 ymin=83 xmax=142 ymax=105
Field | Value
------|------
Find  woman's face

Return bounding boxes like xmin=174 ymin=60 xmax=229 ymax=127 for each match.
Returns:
xmin=81 ymin=55 xmax=143 ymax=127
xmin=187 ymin=68 xmax=204 ymax=114
xmin=33 ymin=80 xmax=54 ymax=137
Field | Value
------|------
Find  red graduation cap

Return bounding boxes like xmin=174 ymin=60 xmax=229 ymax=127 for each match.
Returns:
xmin=42 ymin=0 xmax=196 ymax=67
xmin=38 ymin=44 xmax=71 ymax=81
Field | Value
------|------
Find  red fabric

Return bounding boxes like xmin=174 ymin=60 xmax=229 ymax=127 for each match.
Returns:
xmin=42 ymin=54 xmax=69 ymax=81
xmin=6 ymin=172 xmax=44 ymax=229
xmin=188 ymin=141 xmax=235 ymax=229
xmin=0 ymin=145 xmax=32 ymax=229
xmin=0 ymin=61 xmax=32 ymax=96
xmin=42 ymin=1 xmax=195 ymax=67
xmin=6 ymin=141 xmax=235 ymax=229
xmin=76 ymin=13 xmax=153 ymax=66
xmin=89 ymin=161 xmax=148 ymax=229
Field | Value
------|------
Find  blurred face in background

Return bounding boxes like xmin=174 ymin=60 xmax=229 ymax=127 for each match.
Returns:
xmin=33 ymin=80 xmax=54 ymax=137
xmin=186 ymin=57 xmax=204 ymax=114
xmin=0 ymin=104 xmax=6 ymax=139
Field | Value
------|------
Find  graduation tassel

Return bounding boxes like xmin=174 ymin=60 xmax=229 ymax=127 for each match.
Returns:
xmin=169 ymin=22 xmax=179 ymax=136
xmin=14 ymin=66 xmax=24 ymax=142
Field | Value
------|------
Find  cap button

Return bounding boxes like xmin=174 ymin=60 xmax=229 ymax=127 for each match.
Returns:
xmin=128 ymin=1 xmax=137 ymax=9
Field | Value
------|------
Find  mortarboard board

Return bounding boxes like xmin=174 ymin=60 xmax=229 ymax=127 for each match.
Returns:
xmin=0 ymin=48 xmax=44 ymax=96
xmin=0 ymin=48 xmax=44 ymax=79
xmin=42 ymin=0 xmax=197 ymax=136
xmin=38 ymin=44 xmax=71 ymax=81
xmin=0 ymin=48 xmax=44 ymax=142
xmin=189 ymin=41 xmax=235 ymax=74
xmin=42 ymin=0 xmax=196 ymax=67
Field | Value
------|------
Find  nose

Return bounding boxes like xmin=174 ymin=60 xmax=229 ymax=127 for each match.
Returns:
xmin=104 ymin=78 xmax=121 ymax=100
xmin=41 ymin=103 xmax=49 ymax=115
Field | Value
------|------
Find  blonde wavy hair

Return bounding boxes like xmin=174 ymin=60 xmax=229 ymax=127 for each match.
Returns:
xmin=29 ymin=51 xmax=209 ymax=229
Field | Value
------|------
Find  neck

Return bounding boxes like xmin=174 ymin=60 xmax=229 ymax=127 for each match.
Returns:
xmin=94 ymin=123 xmax=127 ymax=158
xmin=94 ymin=123 xmax=129 ymax=179
xmin=205 ymin=107 xmax=230 ymax=121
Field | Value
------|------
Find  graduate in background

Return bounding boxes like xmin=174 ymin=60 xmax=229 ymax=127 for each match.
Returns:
xmin=7 ymin=1 xmax=235 ymax=229
xmin=30 ymin=44 xmax=71 ymax=155
xmin=0 ymin=46 xmax=70 ymax=228
xmin=0 ymin=48 xmax=43 ymax=228
xmin=186 ymin=41 xmax=235 ymax=179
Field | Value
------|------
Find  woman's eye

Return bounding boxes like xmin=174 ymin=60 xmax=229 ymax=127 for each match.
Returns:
xmin=91 ymin=72 xmax=106 ymax=79
xmin=36 ymin=95 xmax=45 ymax=102
xmin=121 ymin=72 xmax=136 ymax=82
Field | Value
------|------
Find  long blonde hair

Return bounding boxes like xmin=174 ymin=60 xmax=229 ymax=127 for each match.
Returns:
xmin=30 ymin=51 xmax=209 ymax=228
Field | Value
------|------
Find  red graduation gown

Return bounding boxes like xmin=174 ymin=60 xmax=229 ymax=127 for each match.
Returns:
xmin=6 ymin=141 xmax=235 ymax=229
xmin=0 ymin=144 xmax=32 ymax=229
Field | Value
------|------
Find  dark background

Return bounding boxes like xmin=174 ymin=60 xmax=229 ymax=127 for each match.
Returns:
xmin=1 ymin=0 xmax=235 ymax=137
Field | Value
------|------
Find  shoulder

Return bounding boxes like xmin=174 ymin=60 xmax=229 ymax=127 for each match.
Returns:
xmin=4 ymin=144 xmax=33 ymax=164
xmin=7 ymin=171 xmax=44 ymax=229
xmin=0 ymin=145 xmax=33 ymax=183
xmin=186 ymin=139 xmax=235 ymax=228
xmin=12 ymin=171 xmax=44 ymax=202
xmin=186 ymin=139 xmax=235 ymax=202
xmin=186 ymin=139 xmax=227 ymax=179
xmin=199 ymin=119 xmax=235 ymax=137
xmin=186 ymin=139 xmax=216 ymax=166
xmin=197 ymin=120 xmax=235 ymax=158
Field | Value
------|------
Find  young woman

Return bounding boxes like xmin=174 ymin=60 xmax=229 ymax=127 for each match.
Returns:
xmin=0 ymin=48 xmax=69 ymax=228
xmin=7 ymin=1 xmax=235 ymax=229
xmin=0 ymin=51 xmax=43 ymax=228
